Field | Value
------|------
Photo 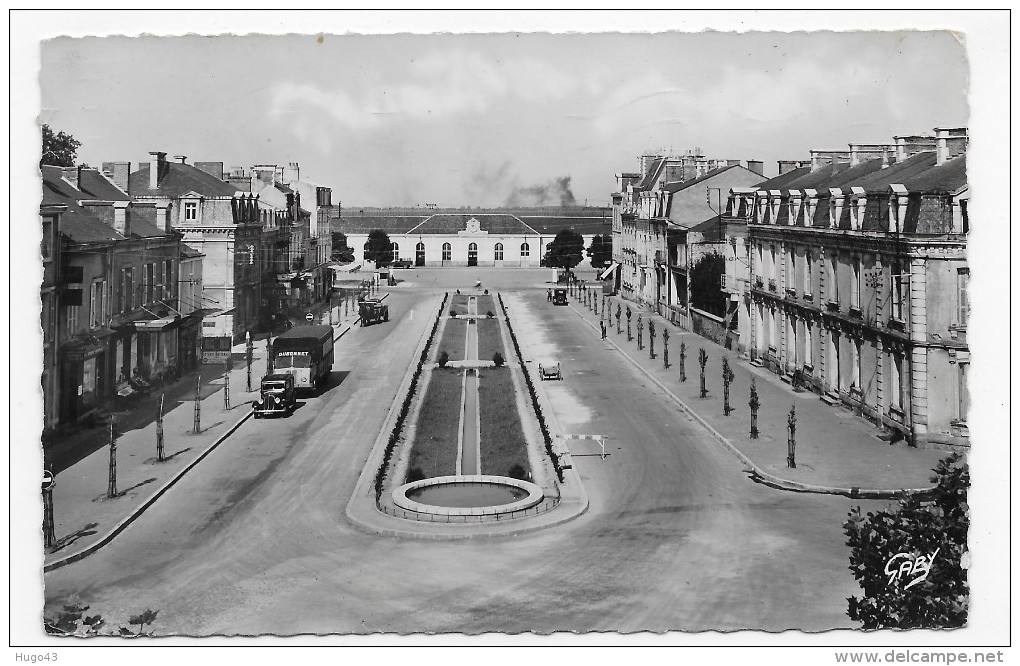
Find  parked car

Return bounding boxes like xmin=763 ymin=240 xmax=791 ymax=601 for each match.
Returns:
xmin=538 ymin=358 xmax=562 ymax=381
xmin=252 ymin=373 xmax=297 ymax=418
xmin=553 ymin=288 xmax=568 ymax=305
xmin=390 ymin=259 xmax=413 ymax=268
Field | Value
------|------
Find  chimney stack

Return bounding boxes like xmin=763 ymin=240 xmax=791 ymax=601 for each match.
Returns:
xmin=113 ymin=201 xmax=129 ymax=236
xmin=934 ymin=127 xmax=968 ymax=166
xmin=148 ymin=151 xmax=166 ymax=189
xmin=195 ymin=161 xmax=224 ymax=180
xmin=101 ymin=162 xmax=130 ymax=193
xmin=156 ymin=202 xmax=172 ymax=234
xmin=174 ymin=155 xmax=187 ymax=164
xmin=283 ymin=162 xmax=300 ymax=184
xmin=746 ymin=160 xmax=764 ymax=176
xmin=60 ymin=166 xmax=81 ymax=190
xmin=777 ymin=160 xmax=801 ymax=175
xmin=893 ymin=135 xmax=938 ymax=163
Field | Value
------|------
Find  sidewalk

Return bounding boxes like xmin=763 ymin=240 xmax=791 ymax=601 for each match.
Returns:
xmin=43 ymin=299 xmax=368 ymax=571
xmin=569 ymin=291 xmax=945 ymax=496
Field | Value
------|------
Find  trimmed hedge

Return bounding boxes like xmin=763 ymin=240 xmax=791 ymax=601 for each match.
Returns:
xmin=497 ymin=293 xmax=563 ymax=482
xmin=374 ymin=292 xmax=449 ymax=503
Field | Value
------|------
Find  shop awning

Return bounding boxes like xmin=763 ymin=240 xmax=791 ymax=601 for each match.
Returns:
xmin=598 ymin=262 xmax=620 ymax=280
xmin=134 ymin=316 xmax=180 ymax=331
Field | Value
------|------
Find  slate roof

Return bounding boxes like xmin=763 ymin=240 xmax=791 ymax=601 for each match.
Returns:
xmin=129 ymin=161 xmax=239 ymax=198
xmin=636 ymin=158 xmax=667 ymax=191
xmin=408 ymin=214 xmax=539 ymax=235
xmin=516 ymin=216 xmax=611 ymax=236
xmin=901 ymin=154 xmax=967 ymax=193
xmin=77 ymin=169 xmax=130 ymax=200
xmin=181 ymin=243 xmax=204 ymax=258
xmin=41 ymin=165 xmax=171 ymax=243
xmin=332 ymin=216 xmax=426 ymax=234
xmin=662 ymin=166 xmax=736 ymax=193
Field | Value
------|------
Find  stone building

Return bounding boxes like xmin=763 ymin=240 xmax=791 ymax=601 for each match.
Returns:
xmin=334 ymin=208 xmax=610 ymax=268
xmin=734 ymin=128 xmax=969 ymax=448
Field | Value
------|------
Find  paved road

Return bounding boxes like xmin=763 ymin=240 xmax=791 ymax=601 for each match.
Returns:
xmin=44 ymin=273 xmax=883 ymax=635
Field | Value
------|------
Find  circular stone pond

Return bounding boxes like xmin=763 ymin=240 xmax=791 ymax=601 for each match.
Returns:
xmin=392 ymin=475 xmax=544 ymax=519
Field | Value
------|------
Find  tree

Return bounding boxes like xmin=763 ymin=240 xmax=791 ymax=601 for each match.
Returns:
xmin=330 ymin=231 xmax=355 ymax=263
xmin=543 ymin=229 xmax=585 ymax=270
xmin=364 ymin=229 xmax=393 ymax=267
xmin=40 ymin=124 xmax=81 ymax=168
xmin=689 ymin=252 xmax=727 ymax=318
xmin=844 ymin=453 xmax=970 ymax=629
xmin=586 ymin=234 xmax=613 ymax=269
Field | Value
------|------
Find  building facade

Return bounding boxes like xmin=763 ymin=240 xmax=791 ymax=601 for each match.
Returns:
xmin=335 ymin=209 xmax=610 ymax=269
xmin=735 ymin=128 xmax=969 ymax=448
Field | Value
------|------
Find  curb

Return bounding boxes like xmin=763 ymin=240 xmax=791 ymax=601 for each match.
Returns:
xmin=44 ymin=408 xmax=255 ymax=572
xmin=568 ymin=304 xmax=934 ymax=500
xmin=344 ymin=295 xmax=445 ymax=536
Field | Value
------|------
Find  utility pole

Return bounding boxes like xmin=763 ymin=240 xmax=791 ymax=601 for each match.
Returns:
xmin=749 ymin=379 xmax=760 ymax=439
xmin=662 ymin=328 xmax=670 ymax=368
xmin=637 ymin=315 xmax=643 ymax=350
xmin=699 ymin=348 xmax=708 ymax=398
xmin=245 ymin=332 xmax=253 ymax=392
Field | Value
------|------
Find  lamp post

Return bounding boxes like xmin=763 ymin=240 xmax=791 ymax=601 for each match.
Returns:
xmin=749 ymin=379 xmax=760 ymax=439
xmin=192 ymin=374 xmax=201 ymax=434
xmin=626 ymin=306 xmax=632 ymax=341
xmin=787 ymin=405 xmax=797 ymax=468
xmin=648 ymin=320 xmax=655 ymax=358
xmin=699 ymin=348 xmax=708 ymax=398
xmin=616 ymin=303 xmax=622 ymax=335
xmin=223 ymin=359 xmax=231 ymax=411
xmin=679 ymin=341 xmax=687 ymax=383
xmin=637 ymin=315 xmax=643 ymax=350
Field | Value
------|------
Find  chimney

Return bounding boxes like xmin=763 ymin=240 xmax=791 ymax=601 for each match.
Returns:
xmin=746 ymin=160 xmax=764 ymax=176
xmin=894 ymin=134 xmax=937 ymax=163
xmin=726 ymin=159 xmax=742 ymax=167
xmin=174 ymin=155 xmax=187 ymax=164
xmin=283 ymin=162 xmax=300 ymax=184
xmin=113 ymin=201 xmax=129 ymax=236
xmin=935 ymin=127 xmax=968 ymax=166
xmin=156 ymin=202 xmax=172 ymax=234
xmin=148 ymin=151 xmax=166 ymax=189
xmin=101 ymin=161 xmax=130 ymax=193
xmin=60 ymin=166 xmax=81 ymax=190
xmin=777 ymin=160 xmax=801 ymax=175
xmin=195 ymin=161 xmax=224 ymax=180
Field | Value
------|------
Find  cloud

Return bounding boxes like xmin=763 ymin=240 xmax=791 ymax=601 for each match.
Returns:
xmin=269 ymin=50 xmax=582 ymax=133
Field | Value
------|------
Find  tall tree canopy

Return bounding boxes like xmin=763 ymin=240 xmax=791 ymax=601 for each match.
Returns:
xmin=689 ymin=252 xmax=726 ymax=317
xmin=586 ymin=234 xmax=613 ymax=269
xmin=364 ymin=229 xmax=393 ymax=267
xmin=844 ymin=453 xmax=969 ymax=629
xmin=330 ymin=231 xmax=355 ymax=263
xmin=41 ymin=124 xmax=82 ymax=168
xmin=542 ymin=229 xmax=585 ymax=270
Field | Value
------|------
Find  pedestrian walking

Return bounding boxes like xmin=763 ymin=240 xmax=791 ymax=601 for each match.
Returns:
xmin=600 ymin=320 xmax=607 ymax=340
xmin=547 ymin=288 xmax=552 ymax=302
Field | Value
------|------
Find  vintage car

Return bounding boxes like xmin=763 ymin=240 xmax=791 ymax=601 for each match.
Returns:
xmin=552 ymin=288 xmax=568 ymax=305
xmin=390 ymin=259 xmax=413 ymax=269
xmin=538 ymin=358 xmax=562 ymax=381
xmin=252 ymin=373 xmax=297 ymax=418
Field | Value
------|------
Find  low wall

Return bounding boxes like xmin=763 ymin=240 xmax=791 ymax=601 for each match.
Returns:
xmin=690 ymin=307 xmax=728 ymax=346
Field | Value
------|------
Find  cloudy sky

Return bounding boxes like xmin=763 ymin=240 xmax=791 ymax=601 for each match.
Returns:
xmin=38 ymin=23 xmax=969 ymax=208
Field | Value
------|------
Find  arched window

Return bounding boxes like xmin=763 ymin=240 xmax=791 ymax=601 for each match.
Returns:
xmin=442 ymin=243 xmax=452 ymax=261
xmin=520 ymin=242 xmax=530 ymax=257
xmin=494 ymin=243 xmax=504 ymax=261
xmin=391 ymin=242 xmax=400 ymax=262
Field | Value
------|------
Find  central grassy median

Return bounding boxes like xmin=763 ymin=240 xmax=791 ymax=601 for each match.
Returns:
xmin=478 ymin=367 xmax=530 ymax=480
xmin=406 ymin=368 xmax=463 ymax=482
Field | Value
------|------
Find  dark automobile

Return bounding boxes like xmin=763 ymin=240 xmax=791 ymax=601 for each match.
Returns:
xmin=390 ymin=259 xmax=413 ymax=268
xmin=252 ymin=373 xmax=297 ymax=418
xmin=553 ymin=288 xmax=568 ymax=305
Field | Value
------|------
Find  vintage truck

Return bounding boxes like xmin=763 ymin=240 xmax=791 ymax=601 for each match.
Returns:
xmin=359 ymin=298 xmax=390 ymax=326
xmin=538 ymin=358 xmax=562 ymax=381
xmin=252 ymin=373 xmax=297 ymax=418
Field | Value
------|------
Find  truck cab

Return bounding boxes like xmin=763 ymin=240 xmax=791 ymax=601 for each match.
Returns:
xmin=359 ymin=298 xmax=390 ymax=325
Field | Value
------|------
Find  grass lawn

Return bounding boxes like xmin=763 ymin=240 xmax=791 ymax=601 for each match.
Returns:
xmin=475 ymin=294 xmax=496 ymax=317
xmin=437 ymin=318 xmax=467 ymax=361
xmin=477 ymin=367 xmax=531 ymax=480
xmin=449 ymin=294 xmax=470 ymax=312
xmin=407 ymin=368 xmax=464 ymax=481
xmin=476 ymin=318 xmax=505 ymax=363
